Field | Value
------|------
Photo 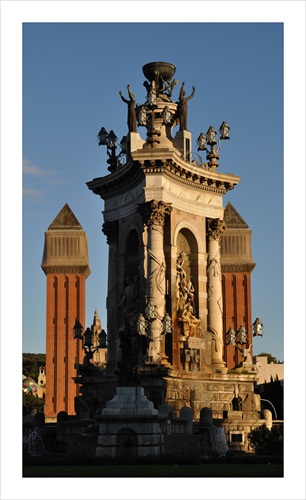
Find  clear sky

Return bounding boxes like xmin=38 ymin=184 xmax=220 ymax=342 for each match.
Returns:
xmin=21 ymin=21 xmax=285 ymax=360
xmin=1 ymin=2 xmax=306 ymax=499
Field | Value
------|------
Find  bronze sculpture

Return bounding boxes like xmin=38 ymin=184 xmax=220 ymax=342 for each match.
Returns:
xmin=177 ymin=82 xmax=195 ymax=131
xmin=119 ymin=85 xmax=137 ymax=133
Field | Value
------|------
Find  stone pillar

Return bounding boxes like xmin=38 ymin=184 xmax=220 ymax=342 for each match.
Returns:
xmin=138 ymin=201 xmax=172 ymax=363
xmin=102 ymin=220 xmax=119 ymax=372
xmin=207 ymin=218 xmax=226 ymax=368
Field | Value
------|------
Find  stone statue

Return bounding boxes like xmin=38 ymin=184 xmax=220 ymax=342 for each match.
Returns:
xmin=99 ymin=329 xmax=107 ymax=348
xmin=243 ymin=344 xmax=253 ymax=365
xmin=119 ymin=85 xmax=137 ymax=133
xmin=118 ymin=275 xmax=141 ymax=326
xmin=162 ymin=105 xmax=172 ymax=125
xmin=176 ymin=252 xmax=195 ymax=315
xmin=116 ymin=324 xmax=139 ymax=386
xmin=162 ymin=78 xmax=178 ymax=97
xmin=177 ymin=81 xmax=195 ymax=131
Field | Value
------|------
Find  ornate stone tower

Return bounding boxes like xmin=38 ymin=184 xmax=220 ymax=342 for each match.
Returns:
xmin=41 ymin=203 xmax=90 ymax=420
xmin=86 ymin=63 xmax=261 ymax=440
xmin=221 ymin=202 xmax=256 ymax=369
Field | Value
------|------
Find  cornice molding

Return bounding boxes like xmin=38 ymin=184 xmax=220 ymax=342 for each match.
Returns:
xmin=42 ymin=265 xmax=91 ymax=278
xmin=221 ymin=263 xmax=256 ymax=273
xmin=87 ymin=152 xmax=239 ymax=200
xmin=86 ymin=160 xmax=143 ymax=199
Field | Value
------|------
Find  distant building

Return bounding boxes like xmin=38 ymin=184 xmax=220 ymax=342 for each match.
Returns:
xmin=254 ymin=356 xmax=284 ymax=420
xmin=91 ymin=309 xmax=107 ymax=367
xmin=37 ymin=366 xmax=46 ymax=388
xmin=254 ymin=355 xmax=284 ymax=385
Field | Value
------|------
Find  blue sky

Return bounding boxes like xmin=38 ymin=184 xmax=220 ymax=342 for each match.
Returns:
xmin=1 ymin=2 xmax=305 ymax=499
xmin=22 ymin=21 xmax=285 ymax=360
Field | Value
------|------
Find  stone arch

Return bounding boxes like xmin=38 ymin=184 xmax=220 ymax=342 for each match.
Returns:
xmin=116 ymin=428 xmax=138 ymax=457
xmin=172 ymin=220 xmax=204 ymax=254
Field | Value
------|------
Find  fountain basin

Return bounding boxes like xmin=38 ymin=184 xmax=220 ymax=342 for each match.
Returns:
xmin=142 ymin=62 xmax=176 ymax=82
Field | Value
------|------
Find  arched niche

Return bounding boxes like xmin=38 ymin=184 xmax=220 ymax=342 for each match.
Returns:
xmin=116 ymin=428 xmax=138 ymax=457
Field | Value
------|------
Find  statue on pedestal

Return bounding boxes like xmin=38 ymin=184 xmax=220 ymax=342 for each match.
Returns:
xmin=177 ymin=81 xmax=195 ymax=131
xmin=119 ymin=85 xmax=137 ymax=132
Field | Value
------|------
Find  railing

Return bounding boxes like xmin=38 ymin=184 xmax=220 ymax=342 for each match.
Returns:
xmin=176 ymin=149 xmax=207 ymax=167
xmin=116 ymin=150 xmax=206 ymax=169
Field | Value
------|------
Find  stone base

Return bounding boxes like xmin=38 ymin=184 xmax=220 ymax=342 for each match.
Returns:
xmin=95 ymin=386 xmax=164 ymax=459
xmin=100 ymin=386 xmax=157 ymax=416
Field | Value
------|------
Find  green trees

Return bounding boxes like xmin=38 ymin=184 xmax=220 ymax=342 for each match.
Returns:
xmin=23 ymin=354 xmax=46 ymax=415
xmin=23 ymin=353 xmax=46 ymax=380
xmin=23 ymin=392 xmax=45 ymax=415
xmin=248 ymin=424 xmax=283 ymax=456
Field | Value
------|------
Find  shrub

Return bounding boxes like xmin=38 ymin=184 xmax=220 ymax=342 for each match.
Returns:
xmin=248 ymin=424 xmax=283 ymax=456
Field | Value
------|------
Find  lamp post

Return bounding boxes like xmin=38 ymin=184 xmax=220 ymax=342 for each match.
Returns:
xmin=73 ymin=320 xmax=107 ymax=368
xmin=252 ymin=317 xmax=264 ymax=337
xmin=197 ymin=121 xmax=230 ymax=169
xmin=97 ymin=127 xmax=125 ymax=172
xmin=226 ymin=325 xmax=249 ymax=367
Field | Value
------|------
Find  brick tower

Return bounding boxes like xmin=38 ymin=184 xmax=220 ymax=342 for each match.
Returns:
xmin=221 ymin=202 xmax=256 ymax=369
xmin=41 ymin=203 xmax=90 ymax=421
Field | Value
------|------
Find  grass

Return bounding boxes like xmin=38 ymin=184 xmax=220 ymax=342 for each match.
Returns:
xmin=23 ymin=462 xmax=283 ymax=478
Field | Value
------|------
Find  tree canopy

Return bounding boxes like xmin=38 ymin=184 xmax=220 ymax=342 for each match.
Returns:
xmin=23 ymin=353 xmax=46 ymax=381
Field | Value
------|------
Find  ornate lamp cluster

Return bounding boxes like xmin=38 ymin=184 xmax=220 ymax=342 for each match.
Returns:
xmin=97 ymin=127 xmax=126 ymax=173
xmin=226 ymin=318 xmax=264 ymax=366
xmin=226 ymin=324 xmax=248 ymax=348
xmin=197 ymin=121 xmax=230 ymax=169
xmin=73 ymin=320 xmax=107 ymax=361
xmin=252 ymin=317 xmax=264 ymax=337
xmin=136 ymin=311 xmax=172 ymax=341
xmin=135 ymin=310 xmax=172 ymax=365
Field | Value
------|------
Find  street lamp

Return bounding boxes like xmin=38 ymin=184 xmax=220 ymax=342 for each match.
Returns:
xmin=226 ymin=325 xmax=250 ymax=366
xmin=136 ymin=311 xmax=173 ymax=362
xmin=253 ymin=317 xmax=264 ymax=337
xmin=226 ymin=325 xmax=248 ymax=347
xmin=197 ymin=122 xmax=230 ymax=169
xmin=73 ymin=319 xmax=83 ymax=340
xmin=73 ymin=320 xmax=107 ymax=366
xmin=97 ymin=127 xmax=125 ymax=172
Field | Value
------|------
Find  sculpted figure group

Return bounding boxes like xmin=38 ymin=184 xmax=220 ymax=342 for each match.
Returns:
xmin=119 ymin=78 xmax=195 ymax=133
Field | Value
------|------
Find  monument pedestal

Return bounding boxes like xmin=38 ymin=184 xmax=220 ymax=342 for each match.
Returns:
xmin=95 ymin=386 xmax=164 ymax=458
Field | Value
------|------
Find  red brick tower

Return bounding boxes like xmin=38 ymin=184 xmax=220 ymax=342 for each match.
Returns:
xmin=41 ymin=204 xmax=90 ymax=421
xmin=221 ymin=202 xmax=256 ymax=369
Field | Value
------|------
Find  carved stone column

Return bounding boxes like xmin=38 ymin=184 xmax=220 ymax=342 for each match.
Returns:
xmin=138 ymin=200 xmax=172 ymax=363
xmin=207 ymin=218 xmax=226 ymax=368
xmin=102 ymin=220 xmax=119 ymax=372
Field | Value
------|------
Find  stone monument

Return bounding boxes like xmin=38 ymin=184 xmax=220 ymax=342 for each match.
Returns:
xmin=83 ymin=62 xmax=263 ymax=453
